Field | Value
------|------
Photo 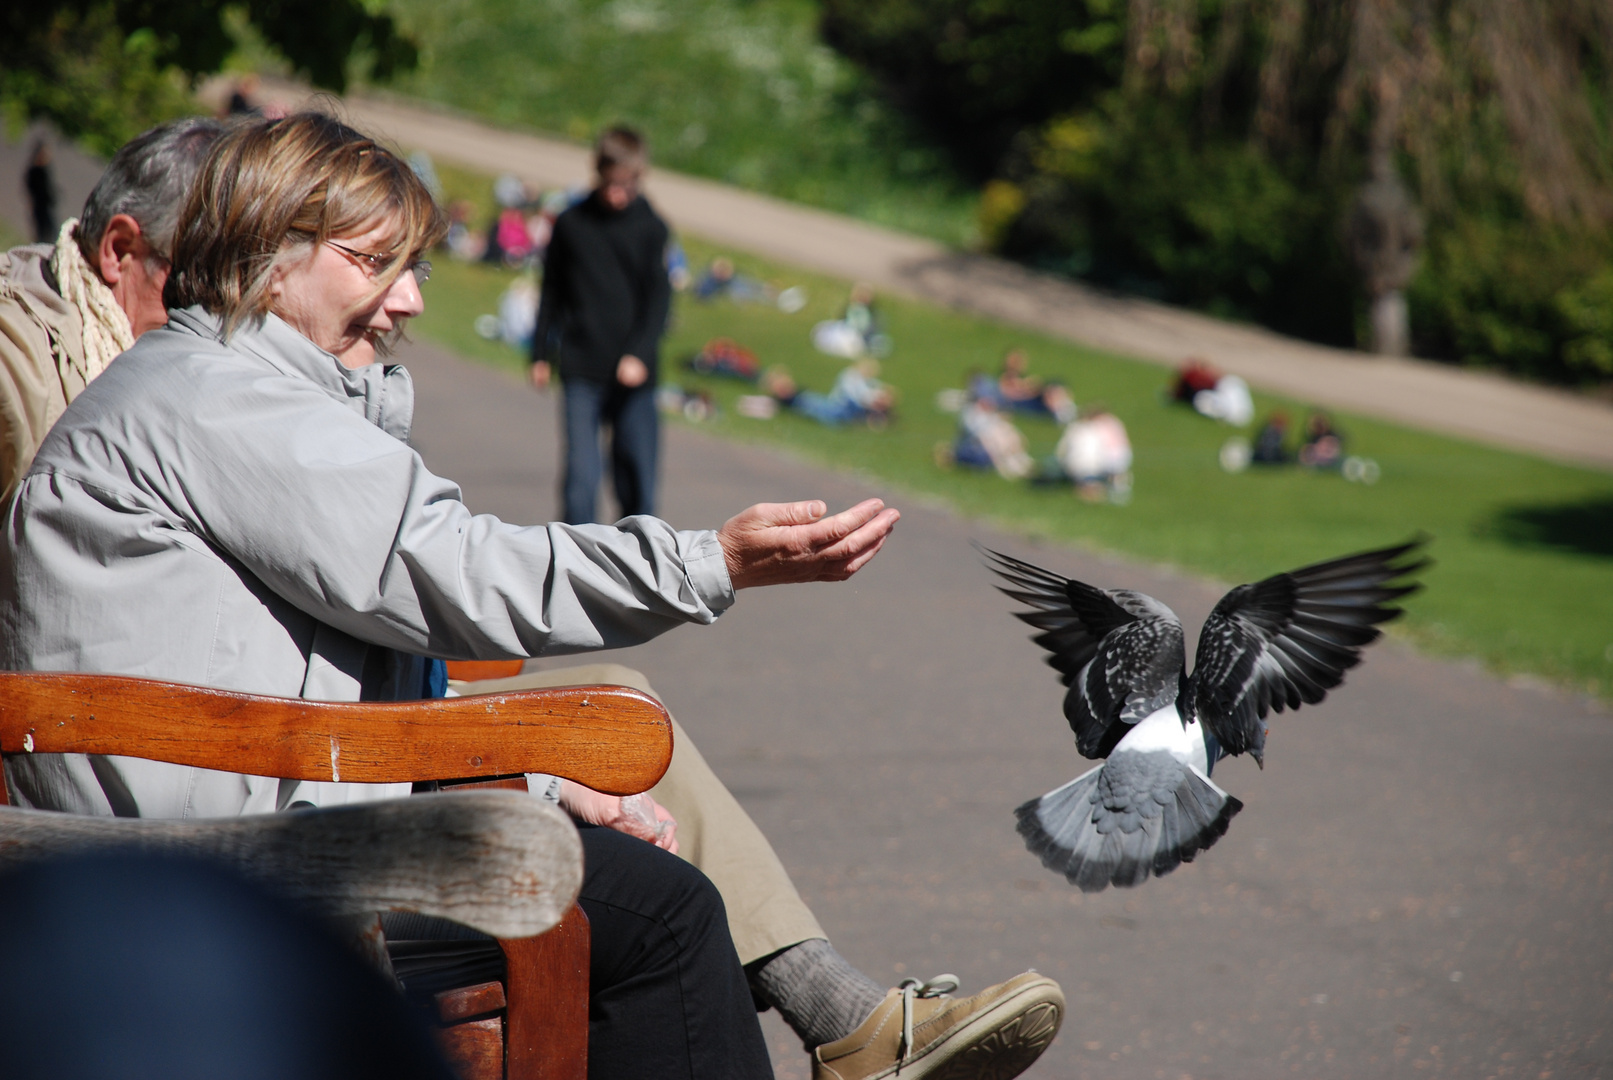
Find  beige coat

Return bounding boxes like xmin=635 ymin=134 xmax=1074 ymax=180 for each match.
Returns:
xmin=0 ymin=245 xmax=88 ymax=503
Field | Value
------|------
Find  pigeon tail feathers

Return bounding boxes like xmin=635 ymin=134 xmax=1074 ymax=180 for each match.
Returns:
xmin=1015 ymin=751 xmax=1243 ymax=894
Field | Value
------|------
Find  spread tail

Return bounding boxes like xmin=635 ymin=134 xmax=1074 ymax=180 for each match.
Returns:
xmin=1015 ymin=753 xmax=1243 ymax=893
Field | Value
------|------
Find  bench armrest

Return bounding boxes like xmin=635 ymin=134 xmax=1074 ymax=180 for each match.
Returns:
xmin=0 ymin=672 xmax=672 ymax=795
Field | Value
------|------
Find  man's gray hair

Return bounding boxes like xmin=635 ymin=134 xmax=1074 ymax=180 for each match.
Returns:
xmin=75 ymin=117 xmax=225 ymax=264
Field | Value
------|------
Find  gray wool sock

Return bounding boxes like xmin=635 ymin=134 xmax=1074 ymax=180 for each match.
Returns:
xmin=746 ymin=938 xmax=888 ymax=1051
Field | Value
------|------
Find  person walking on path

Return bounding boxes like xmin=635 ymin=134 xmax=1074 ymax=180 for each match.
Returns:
xmin=531 ymin=126 xmax=671 ymax=524
xmin=23 ymin=140 xmax=57 ymax=244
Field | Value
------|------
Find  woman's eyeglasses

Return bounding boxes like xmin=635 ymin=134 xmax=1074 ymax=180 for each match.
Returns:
xmin=326 ymin=240 xmax=432 ymax=284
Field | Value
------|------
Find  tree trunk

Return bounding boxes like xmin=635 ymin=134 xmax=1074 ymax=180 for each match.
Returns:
xmin=1369 ymin=290 xmax=1409 ymax=356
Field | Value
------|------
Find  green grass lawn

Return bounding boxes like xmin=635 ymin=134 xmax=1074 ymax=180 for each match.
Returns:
xmin=410 ymin=240 xmax=1613 ymax=703
xmin=378 ymin=0 xmax=978 ymax=246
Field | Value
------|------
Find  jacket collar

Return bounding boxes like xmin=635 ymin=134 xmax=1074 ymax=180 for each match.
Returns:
xmin=0 ymin=244 xmax=76 ymax=325
xmin=166 ymin=306 xmax=414 ymax=443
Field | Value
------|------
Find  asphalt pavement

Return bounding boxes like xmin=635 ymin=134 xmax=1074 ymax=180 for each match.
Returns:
xmin=401 ymin=335 xmax=1613 ymax=1079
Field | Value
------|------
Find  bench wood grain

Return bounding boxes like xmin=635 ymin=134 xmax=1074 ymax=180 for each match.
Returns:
xmin=0 ymin=792 xmax=581 ymax=941
xmin=0 ymin=672 xmax=671 ymax=795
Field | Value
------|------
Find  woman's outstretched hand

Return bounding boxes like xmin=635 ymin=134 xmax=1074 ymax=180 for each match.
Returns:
xmin=717 ymin=498 xmax=900 ymax=589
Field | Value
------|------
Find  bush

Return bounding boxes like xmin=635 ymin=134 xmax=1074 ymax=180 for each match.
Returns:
xmin=1409 ymin=217 xmax=1613 ymax=382
xmin=0 ymin=7 xmax=194 ymax=157
xmin=1000 ymin=102 xmax=1357 ymax=344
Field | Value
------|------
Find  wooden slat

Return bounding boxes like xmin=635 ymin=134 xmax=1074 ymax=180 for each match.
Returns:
xmin=435 ymin=1016 xmax=504 ymax=1080
xmin=0 ymin=792 xmax=582 ymax=940
xmin=0 ymin=673 xmax=671 ymax=796
xmin=445 ymin=660 xmax=526 ymax=682
xmin=436 ymin=981 xmax=508 ymax=1025
xmin=503 ymin=903 xmax=590 ymax=1080
xmin=437 ymin=775 xmax=531 ymax=794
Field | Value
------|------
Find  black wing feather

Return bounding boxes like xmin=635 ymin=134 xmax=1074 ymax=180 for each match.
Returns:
xmin=981 ymin=546 xmax=1137 ymax=684
xmin=982 ymin=547 xmax=1185 ymax=759
xmin=1192 ymin=537 xmax=1429 ymax=763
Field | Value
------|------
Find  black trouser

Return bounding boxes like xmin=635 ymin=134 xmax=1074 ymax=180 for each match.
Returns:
xmin=577 ymin=825 xmax=772 ymax=1079
xmin=387 ymin=825 xmax=771 ymax=1080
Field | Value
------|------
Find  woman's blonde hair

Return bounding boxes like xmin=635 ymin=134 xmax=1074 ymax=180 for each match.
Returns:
xmin=165 ymin=112 xmax=447 ymax=344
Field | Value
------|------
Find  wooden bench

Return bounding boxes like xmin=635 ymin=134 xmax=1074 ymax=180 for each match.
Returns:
xmin=0 ymin=671 xmax=674 ymax=1080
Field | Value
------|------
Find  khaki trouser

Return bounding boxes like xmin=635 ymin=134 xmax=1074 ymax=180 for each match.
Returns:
xmin=453 ymin=663 xmax=825 ymax=965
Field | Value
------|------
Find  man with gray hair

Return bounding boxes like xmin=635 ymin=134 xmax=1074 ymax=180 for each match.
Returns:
xmin=0 ymin=117 xmax=223 ymax=502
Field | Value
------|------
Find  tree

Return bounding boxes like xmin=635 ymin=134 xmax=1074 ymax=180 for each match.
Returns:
xmin=820 ymin=0 xmax=1127 ymax=176
xmin=824 ymin=0 xmax=1613 ymax=382
xmin=1 ymin=0 xmax=417 ymax=156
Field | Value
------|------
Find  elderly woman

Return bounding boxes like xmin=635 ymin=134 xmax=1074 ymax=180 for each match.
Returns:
xmin=1 ymin=113 xmax=899 ymax=1079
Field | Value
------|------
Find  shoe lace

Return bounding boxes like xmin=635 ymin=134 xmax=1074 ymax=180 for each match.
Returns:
xmin=896 ymin=974 xmax=959 ymax=1067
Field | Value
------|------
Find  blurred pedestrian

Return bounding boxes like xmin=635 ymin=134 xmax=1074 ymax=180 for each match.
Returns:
xmin=24 ymin=140 xmax=56 ymax=243
xmin=531 ymin=127 xmax=671 ymax=523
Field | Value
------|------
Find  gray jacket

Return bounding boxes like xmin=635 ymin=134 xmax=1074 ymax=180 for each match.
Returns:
xmin=1 ymin=307 xmax=734 ymax=817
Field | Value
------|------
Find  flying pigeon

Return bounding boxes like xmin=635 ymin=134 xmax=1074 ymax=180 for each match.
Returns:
xmin=984 ymin=539 xmax=1428 ymax=893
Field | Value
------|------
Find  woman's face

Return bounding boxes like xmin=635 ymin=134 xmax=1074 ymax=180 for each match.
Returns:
xmin=269 ymin=218 xmax=424 ymax=369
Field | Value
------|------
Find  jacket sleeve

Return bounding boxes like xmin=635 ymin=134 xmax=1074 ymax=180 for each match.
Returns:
xmin=175 ymin=376 xmax=735 ymax=660
xmin=532 ymin=217 xmax=569 ymax=366
xmin=626 ymin=216 xmax=672 ymax=366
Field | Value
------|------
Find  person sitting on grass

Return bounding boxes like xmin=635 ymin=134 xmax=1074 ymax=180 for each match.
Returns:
xmin=1251 ymin=411 xmax=1295 ymax=465
xmin=763 ymin=358 xmax=896 ymax=427
xmin=1299 ymin=410 xmax=1345 ymax=469
xmin=970 ymin=348 xmax=1076 ymax=424
xmin=939 ymin=392 xmax=1034 ymax=479
xmin=1049 ymin=406 xmax=1134 ymax=503
xmin=693 ymin=257 xmax=771 ymax=304
xmin=812 ymin=282 xmax=893 ymax=359
xmin=687 ymin=337 xmax=762 ymax=381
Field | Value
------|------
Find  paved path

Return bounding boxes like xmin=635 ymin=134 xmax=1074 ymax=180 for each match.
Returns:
xmin=249 ymin=81 xmax=1613 ymax=473
xmin=403 ymin=335 xmax=1611 ymax=1079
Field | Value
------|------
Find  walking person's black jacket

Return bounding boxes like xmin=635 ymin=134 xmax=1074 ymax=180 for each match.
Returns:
xmin=533 ymin=194 xmax=671 ymax=385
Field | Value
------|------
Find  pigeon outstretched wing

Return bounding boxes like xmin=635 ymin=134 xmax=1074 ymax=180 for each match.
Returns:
xmin=983 ymin=547 xmax=1184 ymax=759
xmin=1192 ymin=538 xmax=1428 ymax=764
xmin=1015 ymin=749 xmax=1242 ymax=893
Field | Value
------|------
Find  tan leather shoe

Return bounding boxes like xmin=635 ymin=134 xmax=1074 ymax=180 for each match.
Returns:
xmin=811 ymin=971 xmax=1063 ymax=1080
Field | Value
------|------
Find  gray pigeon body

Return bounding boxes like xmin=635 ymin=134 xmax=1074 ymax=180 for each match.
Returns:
xmin=985 ymin=539 xmax=1427 ymax=893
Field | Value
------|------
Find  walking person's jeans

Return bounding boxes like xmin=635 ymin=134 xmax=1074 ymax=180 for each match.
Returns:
xmin=561 ymin=377 xmax=659 ymax=524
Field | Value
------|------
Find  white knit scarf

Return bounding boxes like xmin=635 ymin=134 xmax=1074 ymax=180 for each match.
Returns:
xmin=49 ymin=218 xmax=135 ymax=385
